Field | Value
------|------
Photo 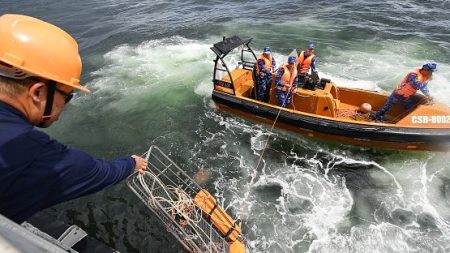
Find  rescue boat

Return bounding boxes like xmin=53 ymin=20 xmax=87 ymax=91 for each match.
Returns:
xmin=210 ymin=36 xmax=450 ymax=151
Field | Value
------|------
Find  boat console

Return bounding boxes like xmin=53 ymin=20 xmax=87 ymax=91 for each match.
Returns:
xmin=298 ymin=73 xmax=330 ymax=91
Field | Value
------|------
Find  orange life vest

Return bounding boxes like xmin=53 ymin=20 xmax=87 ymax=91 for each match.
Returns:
xmin=279 ymin=64 xmax=297 ymax=90
xmin=255 ymin=53 xmax=273 ymax=74
xmin=297 ymin=51 xmax=315 ymax=74
xmin=395 ymin=69 xmax=430 ymax=99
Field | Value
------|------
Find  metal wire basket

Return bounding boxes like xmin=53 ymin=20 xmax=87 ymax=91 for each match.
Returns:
xmin=127 ymin=145 xmax=232 ymax=253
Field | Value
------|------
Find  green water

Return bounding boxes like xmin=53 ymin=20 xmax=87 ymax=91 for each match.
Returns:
xmin=1 ymin=0 xmax=450 ymax=252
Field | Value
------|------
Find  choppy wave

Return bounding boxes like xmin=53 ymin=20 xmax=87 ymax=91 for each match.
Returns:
xmin=5 ymin=0 xmax=448 ymax=252
xmin=48 ymin=34 xmax=450 ymax=252
xmin=200 ymin=103 xmax=450 ymax=252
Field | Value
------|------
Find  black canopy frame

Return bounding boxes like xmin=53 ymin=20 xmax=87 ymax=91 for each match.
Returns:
xmin=210 ymin=36 xmax=257 ymax=95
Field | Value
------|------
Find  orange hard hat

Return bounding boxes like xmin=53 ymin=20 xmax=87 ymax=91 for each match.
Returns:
xmin=0 ymin=14 xmax=91 ymax=93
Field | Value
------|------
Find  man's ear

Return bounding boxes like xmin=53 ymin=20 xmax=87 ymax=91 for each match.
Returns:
xmin=28 ymin=82 xmax=46 ymax=102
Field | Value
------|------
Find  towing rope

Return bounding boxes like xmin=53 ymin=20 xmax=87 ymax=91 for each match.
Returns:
xmin=238 ymin=90 xmax=291 ymax=226
xmin=239 ymin=59 xmax=299 ymax=226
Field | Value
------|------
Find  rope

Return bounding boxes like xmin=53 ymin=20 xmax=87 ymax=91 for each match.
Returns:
xmin=336 ymin=108 xmax=357 ymax=118
xmin=136 ymin=173 xmax=237 ymax=241
xmin=239 ymin=61 xmax=299 ymax=226
xmin=238 ymin=90 xmax=290 ymax=226
xmin=137 ymin=173 xmax=203 ymax=226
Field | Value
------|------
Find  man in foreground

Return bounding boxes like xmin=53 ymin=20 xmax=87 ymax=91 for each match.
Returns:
xmin=0 ymin=14 xmax=148 ymax=223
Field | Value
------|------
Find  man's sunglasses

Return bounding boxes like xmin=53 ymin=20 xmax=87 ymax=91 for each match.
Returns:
xmin=26 ymin=77 xmax=74 ymax=104
xmin=1 ymin=75 xmax=74 ymax=104
xmin=54 ymin=87 xmax=74 ymax=104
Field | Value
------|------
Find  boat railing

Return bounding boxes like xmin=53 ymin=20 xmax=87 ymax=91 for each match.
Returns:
xmin=238 ymin=60 xmax=255 ymax=71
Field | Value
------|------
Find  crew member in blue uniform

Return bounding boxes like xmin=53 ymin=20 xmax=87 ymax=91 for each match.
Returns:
xmin=372 ymin=63 xmax=436 ymax=121
xmin=297 ymin=43 xmax=318 ymax=76
xmin=255 ymin=47 xmax=276 ymax=102
xmin=0 ymin=14 xmax=148 ymax=223
xmin=275 ymin=56 xmax=299 ymax=108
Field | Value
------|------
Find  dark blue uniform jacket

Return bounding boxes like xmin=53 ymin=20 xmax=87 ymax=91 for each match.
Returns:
xmin=0 ymin=101 xmax=135 ymax=223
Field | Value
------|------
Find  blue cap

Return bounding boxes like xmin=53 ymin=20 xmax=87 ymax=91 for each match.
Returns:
xmin=422 ymin=63 xmax=437 ymax=72
xmin=288 ymin=56 xmax=297 ymax=64
xmin=263 ymin=47 xmax=271 ymax=54
xmin=308 ymin=43 xmax=315 ymax=50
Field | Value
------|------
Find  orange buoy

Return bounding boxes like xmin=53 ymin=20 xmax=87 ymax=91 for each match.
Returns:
xmin=359 ymin=103 xmax=372 ymax=114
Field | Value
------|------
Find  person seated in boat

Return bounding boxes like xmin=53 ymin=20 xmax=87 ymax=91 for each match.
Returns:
xmin=297 ymin=43 xmax=319 ymax=80
xmin=372 ymin=63 xmax=437 ymax=121
xmin=275 ymin=56 xmax=298 ymax=108
xmin=255 ymin=47 xmax=276 ymax=102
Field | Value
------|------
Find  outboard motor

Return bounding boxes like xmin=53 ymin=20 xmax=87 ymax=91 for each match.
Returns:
xmin=299 ymin=73 xmax=315 ymax=91
xmin=303 ymin=76 xmax=317 ymax=90
xmin=298 ymin=73 xmax=307 ymax=86
xmin=317 ymin=78 xmax=330 ymax=89
xmin=298 ymin=73 xmax=332 ymax=91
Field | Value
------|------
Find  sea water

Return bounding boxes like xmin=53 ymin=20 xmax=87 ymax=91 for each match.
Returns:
xmin=1 ymin=1 xmax=450 ymax=252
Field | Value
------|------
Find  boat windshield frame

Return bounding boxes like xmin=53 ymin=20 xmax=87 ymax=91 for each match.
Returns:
xmin=211 ymin=36 xmax=257 ymax=95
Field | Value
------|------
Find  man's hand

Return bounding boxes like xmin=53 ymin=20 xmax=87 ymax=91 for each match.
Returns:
xmin=131 ymin=155 xmax=148 ymax=174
